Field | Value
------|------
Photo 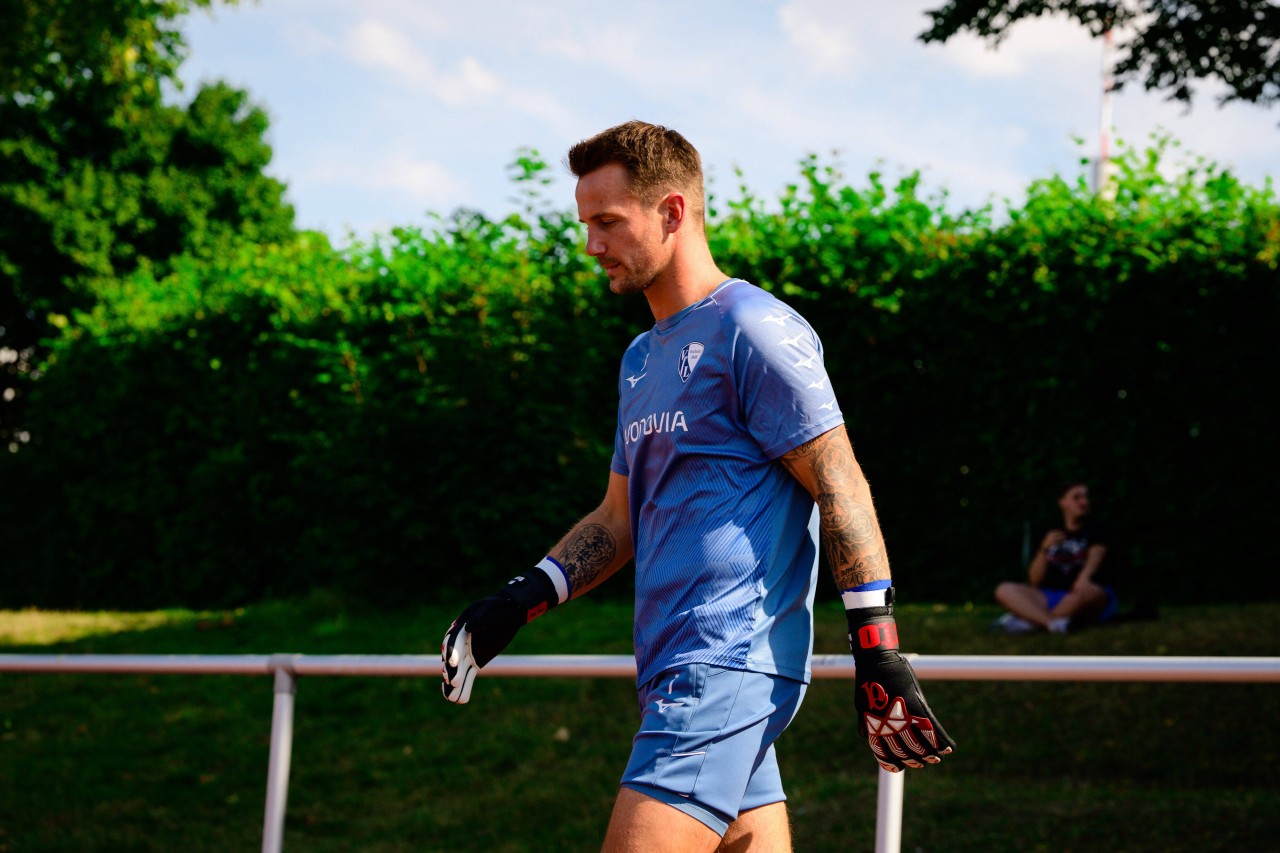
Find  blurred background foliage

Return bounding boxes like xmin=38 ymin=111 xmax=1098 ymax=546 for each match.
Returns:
xmin=1 ymin=1 xmax=1277 ymax=609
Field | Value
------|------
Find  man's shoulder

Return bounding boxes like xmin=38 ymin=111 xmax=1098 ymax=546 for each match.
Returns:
xmin=713 ymin=279 xmax=811 ymax=330
xmin=1083 ymin=519 xmax=1111 ymax=543
xmin=714 ymin=278 xmax=774 ymax=309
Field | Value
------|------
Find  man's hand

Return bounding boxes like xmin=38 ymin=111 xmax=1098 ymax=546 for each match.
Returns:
xmin=441 ymin=564 xmax=565 ymax=704
xmin=846 ymin=587 xmax=954 ymax=772
xmin=853 ymin=649 xmax=954 ymax=772
xmin=440 ymin=620 xmax=478 ymax=703
xmin=441 ymin=594 xmax=523 ymax=703
xmin=1041 ymin=530 xmax=1066 ymax=550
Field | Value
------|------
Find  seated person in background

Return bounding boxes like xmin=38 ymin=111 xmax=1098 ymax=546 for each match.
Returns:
xmin=995 ymin=480 xmax=1119 ymax=634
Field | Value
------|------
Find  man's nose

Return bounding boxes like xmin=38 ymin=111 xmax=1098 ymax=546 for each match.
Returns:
xmin=585 ymin=231 xmax=605 ymax=257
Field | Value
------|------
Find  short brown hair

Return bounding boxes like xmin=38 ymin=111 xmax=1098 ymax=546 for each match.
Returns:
xmin=1058 ymin=479 xmax=1088 ymax=498
xmin=566 ymin=120 xmax=706 ymax=222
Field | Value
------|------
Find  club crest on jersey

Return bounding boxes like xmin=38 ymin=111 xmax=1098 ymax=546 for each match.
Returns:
xmin=678 ymin=342 xmax=705 ymax=382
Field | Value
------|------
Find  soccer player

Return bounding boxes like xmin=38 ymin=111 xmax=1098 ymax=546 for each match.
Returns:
xmin=442 ymin=121 xmax=953 ymax=852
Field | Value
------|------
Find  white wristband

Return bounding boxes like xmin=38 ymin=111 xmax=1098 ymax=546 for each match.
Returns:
xmin=841 ymin=588 xmax=889 ymax=610
xmin=536 ymin=556 xmax=571 ymax=604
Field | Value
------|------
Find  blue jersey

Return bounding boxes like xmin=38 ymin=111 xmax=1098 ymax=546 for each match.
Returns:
xmin=610 ymin=279 xmax=845 ymax=686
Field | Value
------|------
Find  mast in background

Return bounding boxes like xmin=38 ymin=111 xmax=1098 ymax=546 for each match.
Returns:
xmin=1093 ymin=27 xmax=1117 ymax=199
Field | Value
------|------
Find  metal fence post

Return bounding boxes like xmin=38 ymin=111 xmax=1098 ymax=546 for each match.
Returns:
xmin=874 ymin=766 xmax=904 ymax=853
xmin=262 ymin=654 xmax=298 ymax=853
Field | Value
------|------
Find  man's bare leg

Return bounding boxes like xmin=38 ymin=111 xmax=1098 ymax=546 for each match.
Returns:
xmin=995 ymin=582 xmax=1053 ymax=627
xmin=1048 ymin=583 xmax=1109 ymax=622
xmin=717 ymin=802 xmax=791 ymax=852
xmin=602 ymin=787 xmax=721 ymax=853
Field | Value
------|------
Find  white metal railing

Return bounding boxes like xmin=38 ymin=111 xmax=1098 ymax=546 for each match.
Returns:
xmin=2 ymin=653 xmax=1278 ymax=853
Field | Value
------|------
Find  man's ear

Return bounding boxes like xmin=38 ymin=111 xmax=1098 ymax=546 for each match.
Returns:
xmin=661 ymin=191 xmax=686 ymax=234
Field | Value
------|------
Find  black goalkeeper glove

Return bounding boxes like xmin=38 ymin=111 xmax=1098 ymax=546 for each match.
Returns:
xmin=441 ymin=560 xmax=566 ymax=704
xmin=846 ymin=587 xmax=955 ymax=772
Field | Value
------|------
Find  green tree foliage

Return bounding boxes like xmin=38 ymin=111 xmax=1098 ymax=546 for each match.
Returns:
xmin=1 ymin=181 xmax=648 ymax=607
xmin=921 ymin=1 xmax=1280 ymax=108
xmin=731 ymin=139 xmax=1278 ymax=605
xmin=1 ymin=139 xmax=1275 ymax=610
xmin=0 ymin=0 xmax=293 ymax=446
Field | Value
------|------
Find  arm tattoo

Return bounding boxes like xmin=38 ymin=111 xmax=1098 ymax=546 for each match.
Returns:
xmin=560 ymin=523 xmax=617 ymax=591
xmin=784 ymin=429 xmax=890 ymax=590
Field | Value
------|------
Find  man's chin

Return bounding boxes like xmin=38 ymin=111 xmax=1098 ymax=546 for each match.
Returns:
xmin=608 ymin=277 xmax=646 ymax=296
xmin=607 ymin=270 xmax=655 ymax=296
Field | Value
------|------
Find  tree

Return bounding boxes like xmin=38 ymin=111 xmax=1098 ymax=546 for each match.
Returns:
xmin=0 ymin=0 xmax=293 ymax=446
xmin=920 ymin=1 xmax=1280 ymax=109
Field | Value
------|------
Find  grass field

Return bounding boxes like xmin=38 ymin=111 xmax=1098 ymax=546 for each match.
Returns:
xmin=1 ymin=594 xmax=1278 ymax=852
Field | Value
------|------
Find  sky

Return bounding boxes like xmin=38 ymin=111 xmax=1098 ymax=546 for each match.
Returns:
xmin=176 ymin=0 xmax=1279 ymax=243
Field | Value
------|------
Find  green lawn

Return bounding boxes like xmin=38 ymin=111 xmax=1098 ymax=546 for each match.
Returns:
xmin=1 ymin=595 xmax=1277 ymax=852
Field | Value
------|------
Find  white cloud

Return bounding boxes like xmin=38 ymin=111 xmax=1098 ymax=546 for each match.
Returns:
xmin=342 ymin=19 xmax=501 ymax=106
xmin=941 ymin=32 xmax=1028 ymax=77
xmin=436 ymin=56 xmax=502 ymax=105
xmin=779 ymin=0 xmax=861 ymax=75
xmin=281 ymin=20 xmax=337 ymax=55
xmin=1109 ymin=82 xmax=1280 ymax=187
xmin=348 ymin=20 xmax=431 ymax=82
xmin=537 ymin=18 xmax=730 ymax=94
xmin=177 ymin=0 xmax=1277 ymax=243
xmin=303 ymin=148 xmax=466 ymax=206
xmin=730 ymin=86 xmax=848 ymax=146
xmin=317 ymin=15 xmax=579 ymax=131
xmin=936 ymin=14 xmax=1097 ymax=78
xmin=501 ymin=86 xmax=585 ymax=138
xmin=385 ymin=154 xmax=467 ymax=201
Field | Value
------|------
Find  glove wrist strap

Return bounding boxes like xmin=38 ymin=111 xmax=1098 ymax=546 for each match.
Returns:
xmin=845 ymin=585 xmax=899 ymax=660
xmin=503 ymin=564 xmax=561 ymax=625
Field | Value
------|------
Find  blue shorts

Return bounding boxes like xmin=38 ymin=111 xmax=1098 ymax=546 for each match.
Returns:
xmin=620 ymin=663 xmax=808 ymax=836
xmin=1043 ymin=587 xmax=1120 ymax=621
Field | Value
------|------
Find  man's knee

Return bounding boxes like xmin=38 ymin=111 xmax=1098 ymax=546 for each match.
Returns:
xmin=1054 ymin=584 xmax=1108 ymax=619
xmin=994 ymin=581 xmax=1024 ymax=605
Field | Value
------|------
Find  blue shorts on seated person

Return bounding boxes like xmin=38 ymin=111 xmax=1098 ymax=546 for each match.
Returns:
xmin=1043 ymin=586 xmax=1120 ymax=622
xmin=620 ymin=663 xmax=807 ymax=836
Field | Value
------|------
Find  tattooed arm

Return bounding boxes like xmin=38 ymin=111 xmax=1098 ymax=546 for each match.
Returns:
xmin=781 ymin=425 xmax=955 ymax=769
xmin=778 ymin=425 xmax=890 ymax=589
xmin=549 ymin=471 xmax=634 ymax=599
xmin=441 ymin=470 xmax=631 ymax=703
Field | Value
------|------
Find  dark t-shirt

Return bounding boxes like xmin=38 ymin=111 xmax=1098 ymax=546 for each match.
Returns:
xmin=1039 ymin=521 xmax=1110 ymax=590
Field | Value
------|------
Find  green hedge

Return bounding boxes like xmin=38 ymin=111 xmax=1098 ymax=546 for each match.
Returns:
xmin=2 ymin=139 xmax=1277 ymax=608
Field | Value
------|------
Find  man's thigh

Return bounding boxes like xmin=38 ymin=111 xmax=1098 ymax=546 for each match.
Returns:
xmin=619 ymin=664 xmax=807 ymax=837
xmin=602 ymin=786 xmax=722 ymax=853
xmin=719 ymin=801 xmax=792 ymax=853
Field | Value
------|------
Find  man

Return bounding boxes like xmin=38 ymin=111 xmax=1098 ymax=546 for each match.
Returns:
xmin=442 ymin=121 xmax=953 ymax=852
xmin=995 ymin=481 xmax=1119 ymax=634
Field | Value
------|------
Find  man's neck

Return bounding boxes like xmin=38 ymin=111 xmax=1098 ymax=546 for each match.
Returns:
xmin=643 ymin=247 xmax=729 ymax=322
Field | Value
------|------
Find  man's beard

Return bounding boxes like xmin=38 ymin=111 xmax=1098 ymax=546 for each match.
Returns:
xmin=609 ymin=272 xmax=653 ymax=296
xmin=606 ymin=257 xmax=660 ymax=296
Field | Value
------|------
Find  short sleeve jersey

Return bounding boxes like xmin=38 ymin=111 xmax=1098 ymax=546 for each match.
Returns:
xmin=610 ymin=279 xmax=845 ymax=686
xmin=1040 ymin=521 xmax=1110 ymax=590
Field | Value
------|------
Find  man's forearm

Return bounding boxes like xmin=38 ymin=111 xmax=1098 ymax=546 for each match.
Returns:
xmin=1071 ymin=546 xmax=1107 ymax=590
xmin=781 ymin=426 xmax=890 ymax=590
xmin=550 ymin=511 xmax=633 ymax=598
xmin=1027 ymin=552 xmax=1047 ymax=585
